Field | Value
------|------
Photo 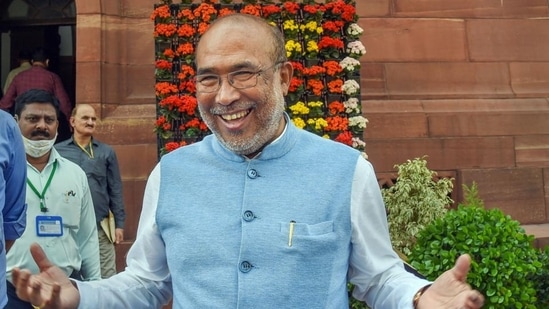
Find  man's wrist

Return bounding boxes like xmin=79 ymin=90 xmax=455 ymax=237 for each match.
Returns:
xmin=412 ymin=284 xmax=432 ymax=308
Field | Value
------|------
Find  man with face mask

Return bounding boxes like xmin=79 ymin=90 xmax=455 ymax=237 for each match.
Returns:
xmin=6 ymin=89 xmax=100 ymax=308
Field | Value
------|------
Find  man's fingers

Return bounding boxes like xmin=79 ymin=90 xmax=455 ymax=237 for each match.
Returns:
xmin=30 ymin=243 xmax=54 ymax=271
xmin=453 ymin=254 xmax=472 ymax=282
xmin=13 ymin=268 xmax=31 ymax=301
xmin=469 ymin=290 xmax=485 ymax=306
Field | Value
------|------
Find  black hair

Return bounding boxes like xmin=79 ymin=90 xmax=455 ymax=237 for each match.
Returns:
xmin=14 ymin=89 xmax=60 ymax=118
xmin=31 ymin=47 xmax=49 ymax=63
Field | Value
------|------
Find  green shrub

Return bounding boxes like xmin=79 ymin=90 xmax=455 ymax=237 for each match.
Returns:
xmin=530 ymin=246 xmax=549 ymax=308
xmin=382 ymin=156 xmax=453 ymax=256
xmin=408 ymin=183 xmax=542 ymax=309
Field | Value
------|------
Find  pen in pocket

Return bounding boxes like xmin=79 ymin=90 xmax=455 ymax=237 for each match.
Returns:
xmin=288 ymin=220 xmax=295 ymax=247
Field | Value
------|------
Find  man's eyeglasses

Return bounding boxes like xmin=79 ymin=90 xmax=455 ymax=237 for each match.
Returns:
xmin=194 ymin=61 xmax=284 ymax=93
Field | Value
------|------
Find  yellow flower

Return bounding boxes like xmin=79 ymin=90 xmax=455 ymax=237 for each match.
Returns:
xmin=306 ymin=41 xmax=319 ymax=53
xmin=285 ymin=40 xmax=302 ymax=59
xmin=283 ymin=20 xmax=299 ymax=32
xmin=291 ymin=117 xmax=306 ymax=129
xmin=289 ymin=101 xmax=310 ymax=115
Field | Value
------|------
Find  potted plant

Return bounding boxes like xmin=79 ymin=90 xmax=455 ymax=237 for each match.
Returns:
xmin=382 ymin=156 xmax=453 ymax=256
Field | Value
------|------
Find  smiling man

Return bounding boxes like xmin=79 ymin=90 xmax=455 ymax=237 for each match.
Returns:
xmin=12 ymin=15 xmax=484 ymax=309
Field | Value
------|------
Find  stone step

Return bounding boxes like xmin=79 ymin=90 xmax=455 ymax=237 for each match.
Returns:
xmin=522 ymin=224 xmax=549 ymax=249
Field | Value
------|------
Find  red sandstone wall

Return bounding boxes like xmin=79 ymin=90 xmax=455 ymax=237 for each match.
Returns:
xmin=357 ymin=0 xmax=549 ymax=246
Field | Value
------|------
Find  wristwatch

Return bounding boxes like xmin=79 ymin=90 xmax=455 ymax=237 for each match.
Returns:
xmin=413 ymin=284 xmax=432 ymax=308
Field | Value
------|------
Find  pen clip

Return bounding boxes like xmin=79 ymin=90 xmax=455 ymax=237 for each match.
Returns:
xmin=288 ymin=220 xmax=295 ymax=247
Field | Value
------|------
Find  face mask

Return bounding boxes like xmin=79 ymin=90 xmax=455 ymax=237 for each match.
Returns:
xmin=22 ymin=135 xmax=57 ymax=158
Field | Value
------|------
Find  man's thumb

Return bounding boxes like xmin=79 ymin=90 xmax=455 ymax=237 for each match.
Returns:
xmin=453 ymin=254 xmax=472 ymax=282
xmin=30 ymin=242 xmax=54 ymax=271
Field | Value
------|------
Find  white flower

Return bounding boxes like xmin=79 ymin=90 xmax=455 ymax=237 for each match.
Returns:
xmin=348 ymin=116 xmax=368 ymax=129
xmin=342 ymin=79 xmax=360 ymax=96
xmin=346 ymin=23 xmax=363 ymax=37
xmin=339 ymin=57 xmax=361 ymax=72
xmin=352 ymin=137 xmax=366 ymax=148
xmin=346 ymin=41 xmax=366 ymax=57
xmin=343 ymin=97 xmax=360 ymax=114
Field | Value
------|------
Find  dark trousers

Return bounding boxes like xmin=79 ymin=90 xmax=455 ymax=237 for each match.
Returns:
xmin=6 ymin=280 xmax=32 ymax=309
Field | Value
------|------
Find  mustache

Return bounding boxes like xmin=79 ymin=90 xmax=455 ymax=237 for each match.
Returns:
xmin=31 ymin=130 xmax=50 ymax=138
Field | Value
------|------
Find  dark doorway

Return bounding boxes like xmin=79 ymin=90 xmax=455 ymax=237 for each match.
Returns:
xmin=1 ymin=0 xmax=76 ymax=142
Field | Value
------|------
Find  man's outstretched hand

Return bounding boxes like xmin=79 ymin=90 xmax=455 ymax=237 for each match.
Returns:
xmin=418 ymin=254 xmax=485 ymax=308
xmin=12 ymin=243 xmax=80 ymax=309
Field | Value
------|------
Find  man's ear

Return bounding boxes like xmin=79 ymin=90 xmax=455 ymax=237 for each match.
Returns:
xmin=279 ymin=61 xmax=294 ymax=96
xmin=13 ymin=115 xmax=19 ymax=122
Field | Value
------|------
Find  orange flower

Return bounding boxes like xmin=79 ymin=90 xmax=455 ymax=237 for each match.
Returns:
xmin=303 ymin=65 xmax=326 ymax=77
xmin=178 ymin=24 xmax=196 ymax=38
xmin=240 ymin=4 xmax=261 ymax=16
xmin=306 ymin=79 xmax=324 ymax=96
xmin=318 ymin=36 xmax=344 ymax=50
xmin=150 ymin=5 xmax=170 ymax=21
xmin=261 ymin=4 xmax=282 ymax=18
xmin=178 ymin=95 xmax=198 ymax=115
xmin=335 ymin=131 xmax=353 ymax=146
xmin=325 ymin=0 xmax=356 ymax=23
xmin=303 ymin=4 xmax=321 ymax=17
xmin=177 ymin=9 xmax=194 ymax=22
xmin=176 ymin=43 xmax=194 ymax=56
xmin=155 ymin=59 xmax=172 ymax=71
xmin=155 ymin=82 xmax=178 ymax=98
xmin=164 ymin=141 xmax=183 ymax=152
xmin=327 ymin=79 xmax=343 ymax=94
xmin=328 ymin=101 xmax=345 ymax=115
xmin=289 ymin=77 xmax=305 ymax=93
xmin=219 ymin=7 xmax=237 ymax=17
xmin=159 ymin=95 xmax=183 ymax=111
xmin=179 ymin=80 xmax=196 ymax=93
xmin=326 ymin=116 xmax=349 ymax=131
xmin=155 ymin=115 xmax=167 ymax=127
xmin=178 ymin=64 xmax=196 ymax=80
xmin=282 ymin=2 xmax=300 ymax=15
xmin=322 ymin=60 xmax=343 ymax=76
xmin=322 ymin=20 xmax=345 ymax=33
xmin=193 ymin=3 xmax=217 ymax=22
xmin=183 ymin=118 xmax=201 ymax=129
xmin=290 ymin=61 xmax=305 ymax=74
xmin=154 ymin=23 xmax=177 ymax=38
xmin=197 ymin=22 xmax=210 ymax=35
xmin=163 ymin=48 xmax=175 ymax=59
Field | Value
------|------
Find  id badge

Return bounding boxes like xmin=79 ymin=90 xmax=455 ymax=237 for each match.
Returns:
xmin=36 ymin=216 xmax=63 ymax=237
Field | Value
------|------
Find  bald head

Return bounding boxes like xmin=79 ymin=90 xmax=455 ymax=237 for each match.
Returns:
xmin=195 ymin=13 xmax=287 ymax=66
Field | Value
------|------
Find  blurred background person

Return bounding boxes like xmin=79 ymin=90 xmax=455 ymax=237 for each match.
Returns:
xmin=0 ymin=47 xmax=72 ymax=143
xmin=3 ymin=49 xmax=32 ymax=97
xmin=56 ymin=104 xmax=126 ymax=278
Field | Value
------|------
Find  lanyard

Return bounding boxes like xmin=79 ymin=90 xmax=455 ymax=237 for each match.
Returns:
xmin=77 ymin=140 xmax=94 ymax=158
xmin=27 ymin=160 xmax=58 ymax=213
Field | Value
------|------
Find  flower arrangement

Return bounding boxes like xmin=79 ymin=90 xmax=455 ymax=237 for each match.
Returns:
xmin=152 ymin=0 xmax=367 ymax=156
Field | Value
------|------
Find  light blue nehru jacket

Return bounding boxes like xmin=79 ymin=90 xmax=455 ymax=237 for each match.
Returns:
xmin=157 ymin=121 xmax=361 ymax=308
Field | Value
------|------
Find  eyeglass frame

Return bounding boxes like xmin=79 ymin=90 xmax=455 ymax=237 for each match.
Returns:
xmin=194 ymin=61 xmax=286 ymax=93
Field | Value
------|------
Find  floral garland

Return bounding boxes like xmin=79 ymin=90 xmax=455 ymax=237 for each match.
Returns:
xmin=151 ymin=0 xmax=367 ymax=156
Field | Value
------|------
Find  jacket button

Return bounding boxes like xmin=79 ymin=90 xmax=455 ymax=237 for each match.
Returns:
xmin=247 ymin=169 xmax=258 ymax=179
xmin=243 ymin=210 xmax=255 ymax=222
xmin=239 ymin=261 xmax=253 ymax=273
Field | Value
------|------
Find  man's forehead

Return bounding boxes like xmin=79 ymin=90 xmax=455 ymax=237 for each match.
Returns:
xmin=22 ymin=103 xmax=56 ymax=113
